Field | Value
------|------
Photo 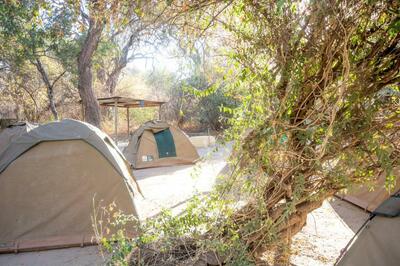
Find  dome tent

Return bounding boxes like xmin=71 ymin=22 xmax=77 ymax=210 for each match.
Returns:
xmin=0 ymin=119 xmax=139 ymax=253
xmin=123 ymin=120 xmax=199 ymax=169
xmin=336 ymin=190 xmax=400 ymax=266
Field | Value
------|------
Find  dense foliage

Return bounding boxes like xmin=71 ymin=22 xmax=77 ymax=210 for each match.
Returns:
xmin=1 ymin=0 xmax=399 ymax=265
xmin=0 ymin=0 xmax=78 ymax=120
xmin=0 ymin=0 xmax=231 ymax=132
xmin=216 ymin=0 xmax=400 ymax=263
xmin=109 ymin=0 xmax=399 ymax=265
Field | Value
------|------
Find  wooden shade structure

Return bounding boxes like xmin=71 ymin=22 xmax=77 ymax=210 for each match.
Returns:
xmin=98 ymin=96 xmax=166 ymax=144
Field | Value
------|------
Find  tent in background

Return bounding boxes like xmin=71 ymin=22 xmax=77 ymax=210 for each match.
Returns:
xmin=123 ymin=120 xmax=199 ymax=169
xmin=0 ymin=119 xmax=139 ymax=253
xmin=336 ymin=191 xmax=400 ymax=266
xmin=0 ymin=122 xmax=37 ymax=155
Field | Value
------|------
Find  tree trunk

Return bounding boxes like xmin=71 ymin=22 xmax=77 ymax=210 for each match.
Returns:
xmin=34 ymin=58 xmax=59 ymax=120
xmin=105 ymin=68 xmax=121 ymax=96
xmin=105 ymin=34 xmax=136 ymax=95
xmin=77 ymin=17 xmax=103 ymax=128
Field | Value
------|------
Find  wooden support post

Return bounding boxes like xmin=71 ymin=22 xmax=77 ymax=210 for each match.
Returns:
xmin=158 ymin=105 xmax=162 ymax=120
xmin=114 ymin=100 xmax=118 ymax=144
xmin=127 ymin=107 xmax=130 ymax=139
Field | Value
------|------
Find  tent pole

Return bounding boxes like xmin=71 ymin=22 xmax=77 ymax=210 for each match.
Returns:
xmin=127 ymin=107 xmax=130 ymax=139
xmin=114 ymin=100 xmax=118 ymax=145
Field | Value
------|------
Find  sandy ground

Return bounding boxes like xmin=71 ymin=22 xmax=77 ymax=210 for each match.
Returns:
xmin=0 ymin=143 xmax=369 ymax=266
xmin=0 ymin=246 xmax=104 ymax=266
xmin=291 ymin=198 xmax=369 ymax=266
xmin=133 ymin=145 xmax=230 ymax=219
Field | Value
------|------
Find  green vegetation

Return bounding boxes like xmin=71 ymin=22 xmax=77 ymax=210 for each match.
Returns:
xmin=1 ymin=0 xmax=399 ymax=265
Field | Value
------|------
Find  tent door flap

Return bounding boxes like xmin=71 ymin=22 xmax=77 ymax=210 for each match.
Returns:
xmin=153 ymin=129 xmax=177 ymax=158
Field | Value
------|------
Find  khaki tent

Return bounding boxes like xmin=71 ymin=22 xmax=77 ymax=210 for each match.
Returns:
xmin=338 ymin=168 xmax=400 ymax=212
xmin=336 ymin=192 xmax=400 ymax=266
xmin=0 ymin=119 xmax=139 ymax=253
xmin=123 ymin=120 xmax=199 ymax=169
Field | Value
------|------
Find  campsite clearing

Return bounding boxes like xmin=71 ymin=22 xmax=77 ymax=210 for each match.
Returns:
xmin=0 ymin=143 xmax=369 ymax=266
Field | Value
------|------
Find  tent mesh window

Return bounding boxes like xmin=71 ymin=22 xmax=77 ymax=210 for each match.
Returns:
xmin=153 ymin=129 xmax=177 ymax=158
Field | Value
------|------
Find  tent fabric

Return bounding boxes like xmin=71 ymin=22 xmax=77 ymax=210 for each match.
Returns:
xmin=0 ymin=120 xmax=139 ymax=253
xmin=123 ymin=120 xmax=199 ymax=169
xmin=336 ymin=215 xmax=400 ymax=266
xmin=0 ymin=119 xmax=130 ymax=180
xmin=338 ymin=168 xmax=400 ymax=212
xmin=372 ymin=194 xmax=400 ymax=217
xmin=0 ymin=122 xmax=37 ymax=155
xmin=336 ymin=193 xmax=400 ymax=266
xmin=154 ymin=128 xmax=177 ymax=158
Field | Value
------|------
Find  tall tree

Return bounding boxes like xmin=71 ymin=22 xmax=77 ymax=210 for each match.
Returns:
xmin=99 ymin=2 xmax=170 ymax=96
xmin=222 ymin=0 xmax=400 ymax=263
xmin=32 ymin=58 xmax=65 ymax=120
xmin=124 ymin=1 xmax=399 ymax=265
xmin=75 ymin=0 xmax=169 ymax=126
xmin=77 ymin=4 xmax=104 ymax=127
xmin=0 ymin=1 xmax=73 ymax=120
